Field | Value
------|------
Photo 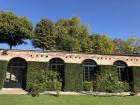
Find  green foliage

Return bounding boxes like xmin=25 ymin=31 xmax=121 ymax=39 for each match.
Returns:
xmin=0 ymin=11 xmax=33 ymax=49
xmin=45 ymin=71 xmax=61 ymax=91
xmin=90 ymin=34 xmax=114 ymax=54
xmin=33 ymin=16 xmax=89 ymax=52
xmin=29 ymin=70 xmax=62 ymax=97
xmin=33 ymin=19 xmax=56 ymax=50
xmin=53 ymin=81 xmax=62 ymax=97
xmin=26 ymin=61 xmax=48 ymax=91
xmin=127 ymin=36 xmax=140 ymax=54
xmin=83 ymin=81 xmax=93 ymax=91
xmin=27 ymin=61 xmax=62 ymax=96
xmin=28 ymin=70 xmax=46 ymax=97
xmin=133 ymin=86 xmax=140 ymax=93
xmin=96 ymin=65 xmax=129 ymax=92
xmin=116 ymin=81 xmax=129 ymax=93
xmin=0 ymin=60 xmax=7 ymax=89
xmin=132 ymin=66 xmax=140 ymax=92
xmin=64 ymin=63 xmax=83 ymax=91
xmin=113 ymin=38 xmax=132 ymax=54
xmin=27 ymin=62 xmax=84 ymax=92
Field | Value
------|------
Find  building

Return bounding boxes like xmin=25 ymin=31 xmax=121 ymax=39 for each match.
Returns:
xmin=0 ymin=49 xmax=140 ymax=91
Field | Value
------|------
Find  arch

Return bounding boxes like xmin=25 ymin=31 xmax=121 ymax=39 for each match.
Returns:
xmin=4 ymin=57 xmax=27 ymax=89
xmin=114 ymin=60 xmax=133 ymax=83
xmin=82 ymin=59 xmax=97 ymax=66
xmin=114 ymin=60 xmax=127 ymax=67
xmin=49 ymin=58 xmax=65 ymax=90
xmin=82 ymin=59 xmax=97 ymax=82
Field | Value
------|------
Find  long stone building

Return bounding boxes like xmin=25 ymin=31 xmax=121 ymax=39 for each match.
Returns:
xmin=0 ymin=49 xmax=140 ymax=91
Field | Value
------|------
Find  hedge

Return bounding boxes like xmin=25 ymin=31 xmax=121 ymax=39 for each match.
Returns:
xmin=0 ymin=60 xmax=8 ymax=89
xmin=132 ymin=66 xmax=140 ymax=92
xmin=1 ymin=60 xmax=140 ymax=92
xmin=64 ymin=63 xmax=83 ymax=91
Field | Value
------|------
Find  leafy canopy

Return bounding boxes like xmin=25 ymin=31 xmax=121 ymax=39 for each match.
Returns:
xmin=0 ymin=11 xmax=33 ymax=49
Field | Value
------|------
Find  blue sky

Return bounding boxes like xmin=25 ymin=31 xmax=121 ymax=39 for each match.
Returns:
xmin=0 ymin=0 xmax=140 ymax=50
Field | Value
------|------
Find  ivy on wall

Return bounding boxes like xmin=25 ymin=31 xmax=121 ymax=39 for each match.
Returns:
xmin=132 ymin=66 xmax=140 ymax=92
xmin=0 ymin=59 xmax=140 ymax=92
xmin=0 ymin=60 xmax=8 ymax=89
xmin=64 ymin=63 xmax=83 ymax=91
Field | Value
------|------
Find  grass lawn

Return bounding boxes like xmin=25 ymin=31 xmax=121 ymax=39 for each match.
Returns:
xmin=0 ymin=95 xmax=139 ymax=105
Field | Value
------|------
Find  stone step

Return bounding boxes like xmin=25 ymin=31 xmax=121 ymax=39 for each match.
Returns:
xmin=0 ymin=88 xmax=27 ymax=94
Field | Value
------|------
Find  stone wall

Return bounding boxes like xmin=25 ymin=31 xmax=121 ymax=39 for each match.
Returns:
xmin=0 ymin=49 xmax=140 ymax=66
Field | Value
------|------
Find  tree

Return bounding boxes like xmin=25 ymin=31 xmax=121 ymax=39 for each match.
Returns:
xmin=127 ymin=36 xmax=140 ymax=54
xmin=32 ymin=19 xmax=56 ymax=50
xmin=55 ymin=17 xmax=89 ymax=52
xmin=81 ymin=36 xmax=93 ymax=53
xmin=54 ymin=26 xmax=81 ymax=52
xmin=113 ymin=38 xmax=132 ymax=54
xmin=33 ymin=16 xmax=90 ymax=52
xmin=90 ymin=34 xmax=114 ymax=54
xmin=0 ymin=11 xmax=33 ymax=49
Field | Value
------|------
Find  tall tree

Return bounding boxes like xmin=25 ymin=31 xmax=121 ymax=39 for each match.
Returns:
xmin=90 ymin=34 xmax=114 ymax=54
xmin=127 ymin=36 xmax=140 ymax=54
xmin=55 ymin=17 xmax=89 ymax=52
xmin=113 ymin=38 xmax=132 ymax=54
xmin=33 ymin=16 xmax=90 ymax=52
xmin=0 ymin=11 xmax=33 ymax=49
xmin=33 ymin=19 xmax=56 ymax=50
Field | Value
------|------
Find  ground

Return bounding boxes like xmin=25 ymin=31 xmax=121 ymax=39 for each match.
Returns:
xmin=0 ymin=95 xmax=139 ymax=105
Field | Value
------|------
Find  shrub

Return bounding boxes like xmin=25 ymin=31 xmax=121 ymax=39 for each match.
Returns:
xmin=116 ymin=81 xmax=129 ymax=93
xmin=53 ymin=81 xmax=62 ymax=96
xmin=28 ymin=70 xmax=46 ymax=96
xmin=133 ymin=86 xmax=140 ymax=93
xmin=96 ymin=67 xmax=118 ymax=92
xmin=83 ymin=81 xmax=93 ymax=91
xmin=96 ymin=66 xmax=129 ymax=93
xmin=28 ymin=69 xmax=61 ymax=97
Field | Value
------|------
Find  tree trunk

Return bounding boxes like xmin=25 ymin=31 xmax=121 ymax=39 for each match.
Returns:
xmin=9 ymin=45 xmax=12 ymax=49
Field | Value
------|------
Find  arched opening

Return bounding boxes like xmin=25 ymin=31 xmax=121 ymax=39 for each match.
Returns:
xmin=4 ymin=57 xmax=27 ymax=89
xmin=49 ymin=58 xmax=65 ymax=90
xmin=114 ymin=60 xmax=133 ymax=83
xmin=82 ymin=59 xmax=97 ymax=82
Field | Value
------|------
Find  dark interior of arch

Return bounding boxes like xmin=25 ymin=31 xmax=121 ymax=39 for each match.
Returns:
xmin=4 ymin=57 xmax=27 ymax=89
xmin=82 ymin=59 xmax=97 ymax=82
xmin=114 ymin=61 xmax=133 ymax=84
xmin=49 ymin=58 xmax=65 ymax=90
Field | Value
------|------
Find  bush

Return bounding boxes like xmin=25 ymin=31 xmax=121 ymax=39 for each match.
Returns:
xmin=96 ymin=66 xmax=129 ymax=93
xmin=133 ymin=86 xmax=140 ymax=93
xmin=53 ymin=81 xmax=62 ymax=96
xmin=28 ymin=69 xmax=61 ymax=97
xmin=116 ymin=81 xmax=129 ymax=93
xmin=96 ymin=67 xmax=118 ymax=92
xmin=45 ymin=81 xmax=55 ymax=91
xmin=28 ymin=70 xmax=46 ymax=96
xmin=83 ymin=81 xmax=93 ymax=91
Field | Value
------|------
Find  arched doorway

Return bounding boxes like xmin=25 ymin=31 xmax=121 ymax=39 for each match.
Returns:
xmin=4 ymin=57 xmax=27 ymax=89
xmin=49 ymin=58 xmax=65 ymax=90
xmin=82 ymin=59 xmax=97 ymax=82
xmin=114 ymin=60 xmax=133 ymax=83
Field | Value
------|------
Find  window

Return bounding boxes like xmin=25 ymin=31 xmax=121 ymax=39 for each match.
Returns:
xmin=82 ymin=59 xmax=97 ymax=82
xmin=49 ymin=58 xmax=64 ymax=72
xmin=49 ymin=58 xmax=64 ymax=90
xmin=114 ymin=61 xmax=128 ymax=81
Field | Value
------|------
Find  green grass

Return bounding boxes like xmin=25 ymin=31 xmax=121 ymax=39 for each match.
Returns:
xmin=0 ymin=95 xmax=139 ymax=105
